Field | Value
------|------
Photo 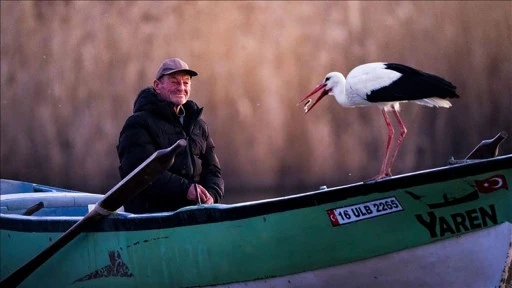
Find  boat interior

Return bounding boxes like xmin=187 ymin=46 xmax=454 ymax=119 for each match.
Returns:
xmin=0 ymin=179 xmax=124 ymax=217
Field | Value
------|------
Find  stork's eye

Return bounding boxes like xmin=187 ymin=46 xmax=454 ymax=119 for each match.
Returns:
xmin=325 ymin=77 xmax=331 ymax=82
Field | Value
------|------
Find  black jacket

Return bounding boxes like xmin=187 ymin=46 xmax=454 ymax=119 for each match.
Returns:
xmin=117 ymin=87 xmax=224 ymax=213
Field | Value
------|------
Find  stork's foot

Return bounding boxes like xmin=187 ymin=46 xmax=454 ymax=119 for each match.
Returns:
xmin=364 ymin=170 xmax=393 ymax=183
xmin=364 ymin=174 xmax=391 ymax=183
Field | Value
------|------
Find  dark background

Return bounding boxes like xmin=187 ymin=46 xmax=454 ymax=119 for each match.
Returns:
xmin=1 ymin=1 xmax=511 ymax=203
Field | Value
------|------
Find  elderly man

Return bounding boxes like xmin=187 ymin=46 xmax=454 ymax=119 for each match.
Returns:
xmin=117 ymin=58 xmax=224 ymax=213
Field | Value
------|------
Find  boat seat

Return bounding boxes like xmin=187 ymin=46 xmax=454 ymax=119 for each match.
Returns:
xmin=0 ymin=192 xmax=103 ymax=214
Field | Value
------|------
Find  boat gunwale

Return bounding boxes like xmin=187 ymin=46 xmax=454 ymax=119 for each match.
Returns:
xmin=1 ymin=154 xmax=511 ymax=233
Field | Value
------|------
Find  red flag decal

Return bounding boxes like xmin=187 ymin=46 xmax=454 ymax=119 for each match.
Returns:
xmin=474 ymin=174 xmax=508 ymax=194
xmin=327 ymin=210 xmax=340 ymax=226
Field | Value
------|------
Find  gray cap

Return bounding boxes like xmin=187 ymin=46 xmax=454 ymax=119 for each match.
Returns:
xmin=155 ymin=58 xmax=198 ymax=80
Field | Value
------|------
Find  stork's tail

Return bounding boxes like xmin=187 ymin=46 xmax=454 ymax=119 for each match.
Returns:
xmin=414 ymin=97 xmax=453 ymax=108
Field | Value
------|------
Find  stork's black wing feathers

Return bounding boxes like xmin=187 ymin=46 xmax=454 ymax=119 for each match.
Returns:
xmin=366 ymin=63 xmax=460 ymax=103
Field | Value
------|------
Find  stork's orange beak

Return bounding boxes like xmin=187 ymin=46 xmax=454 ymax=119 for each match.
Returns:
xmin=298 ymin=83 xmax=328 ymax=114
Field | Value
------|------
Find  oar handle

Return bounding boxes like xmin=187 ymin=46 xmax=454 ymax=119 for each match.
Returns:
xmin=98 ymin=139 xmax=187 ymax=212
xmin=0 ymin=139 xmax=187 ymax=287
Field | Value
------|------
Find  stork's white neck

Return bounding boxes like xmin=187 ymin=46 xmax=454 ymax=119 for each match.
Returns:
xmin=328 ymin=72 xmax=348 ymax=107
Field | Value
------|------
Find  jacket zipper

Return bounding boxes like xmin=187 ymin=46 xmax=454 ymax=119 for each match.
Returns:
xmin=185 ymin=121 xmax=197 ymax=181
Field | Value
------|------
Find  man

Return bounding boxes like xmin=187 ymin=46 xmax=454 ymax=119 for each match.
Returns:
xmin=117 ymin=58 xmax=224 ymax=213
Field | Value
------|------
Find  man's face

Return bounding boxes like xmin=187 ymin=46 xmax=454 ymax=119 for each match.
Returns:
xmin=154 ymin=72 xmax=191 ymax=107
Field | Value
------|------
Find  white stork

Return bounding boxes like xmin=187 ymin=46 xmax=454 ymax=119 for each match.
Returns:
xmin=298 ymin=62 xmax=459 ymax=180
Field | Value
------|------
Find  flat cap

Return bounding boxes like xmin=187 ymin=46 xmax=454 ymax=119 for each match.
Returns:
xmin=155 ymin=58 xmax=198 ymax=80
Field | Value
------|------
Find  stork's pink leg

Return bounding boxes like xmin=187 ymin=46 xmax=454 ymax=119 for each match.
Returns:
xmin=370 ymin=109 xmax=394 ymax=181
xmin=386 ymin=107 xmax=407 ymax=176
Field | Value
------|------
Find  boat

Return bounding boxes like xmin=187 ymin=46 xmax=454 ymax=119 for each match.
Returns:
xmin=1 ymin=136 xmax=511 ymax=287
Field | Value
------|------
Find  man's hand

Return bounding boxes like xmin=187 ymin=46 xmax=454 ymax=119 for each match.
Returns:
xmin=187 ymin=184 xmax=214 ymax=204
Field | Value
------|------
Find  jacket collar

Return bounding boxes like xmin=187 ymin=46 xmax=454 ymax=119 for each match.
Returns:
xmin=133 ymin=87 xmax=203 ymax=121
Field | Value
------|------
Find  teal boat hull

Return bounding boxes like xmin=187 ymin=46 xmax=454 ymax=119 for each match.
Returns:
xmin=1 ymin=155 xmax=511 ymax=287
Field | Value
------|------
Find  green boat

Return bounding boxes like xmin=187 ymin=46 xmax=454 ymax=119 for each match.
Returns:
xmin=1 ymin=138 xmax=511 ymax=287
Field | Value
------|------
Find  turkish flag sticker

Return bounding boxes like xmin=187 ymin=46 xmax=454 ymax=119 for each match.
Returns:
xmin=474 ymin=174 xmax=509 ymax=194
xmin=327 ymin=210 xmax=340 ymax=226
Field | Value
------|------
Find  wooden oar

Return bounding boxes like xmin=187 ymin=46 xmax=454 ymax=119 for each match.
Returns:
xmin=0 ymin=139 xmax=187 ymax=287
